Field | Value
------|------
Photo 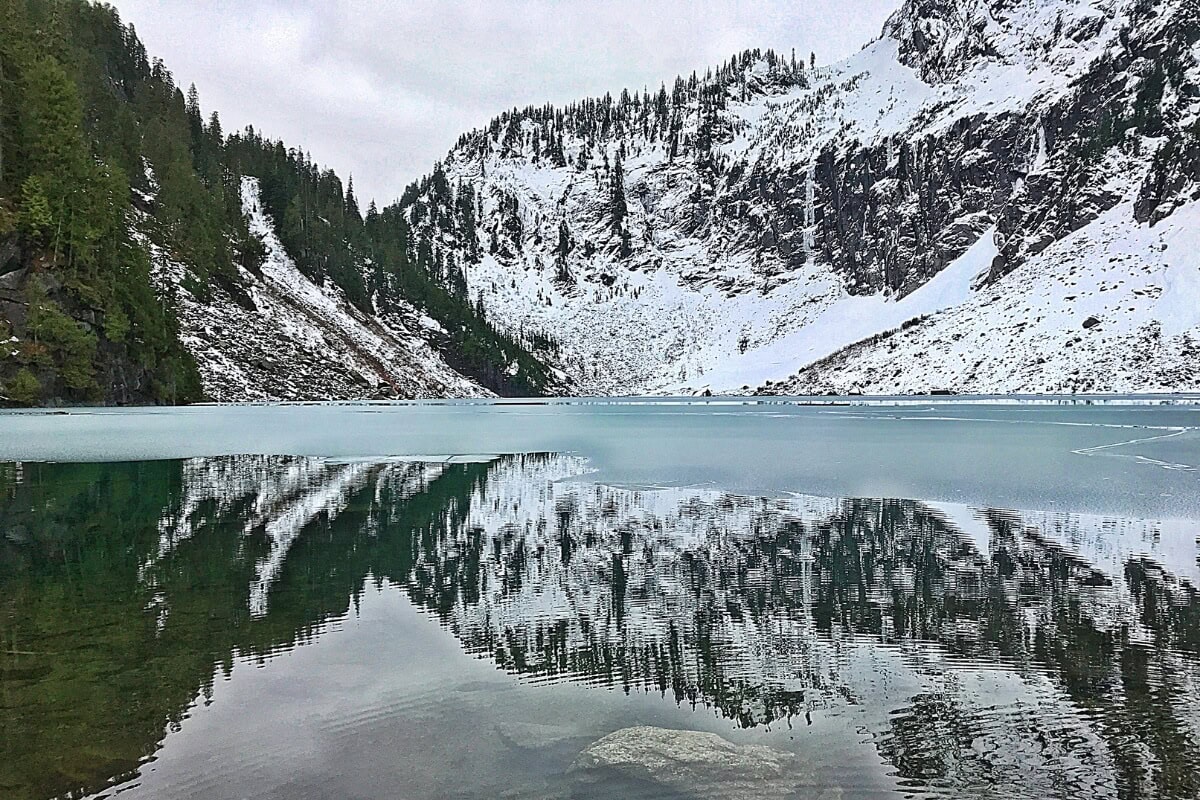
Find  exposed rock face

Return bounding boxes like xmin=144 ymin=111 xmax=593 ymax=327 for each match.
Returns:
xmin=0 ymin=264 xmax=181 ymax=406
xmin=402 ymin=0 xmax=1200 ymax=396
xmin=885 ymin=0 xmax=1004 ymax=82
xmin=573 ymin=726 xmax=799 ymax=799
xmin=727 ymin=109 xmax=1023 ymax=297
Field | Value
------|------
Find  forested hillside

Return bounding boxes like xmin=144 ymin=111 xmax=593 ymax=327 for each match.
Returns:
xmin=0 ymin=0 xmax=557 ymax=406
xmin=222 ymin=131 xmax=560 ymax=396
xmin=0 ymin=0 xmax=210 ymax=404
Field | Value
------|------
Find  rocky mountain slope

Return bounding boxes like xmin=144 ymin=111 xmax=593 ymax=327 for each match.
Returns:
xmin=407 ymin=0 xmax=1200 ymax=395
xmin=150 ymin=179 xmax=489 ymax=402
xmin=10 ymin=0 xmax=1194 ymax=403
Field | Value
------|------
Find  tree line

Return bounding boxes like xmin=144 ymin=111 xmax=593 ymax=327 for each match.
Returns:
xmin=0 ymin=0 xmax=555 ymax=405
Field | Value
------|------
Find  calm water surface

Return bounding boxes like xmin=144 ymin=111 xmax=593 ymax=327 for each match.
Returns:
xmin=1 ymin=400 xmax=1198 ymax=799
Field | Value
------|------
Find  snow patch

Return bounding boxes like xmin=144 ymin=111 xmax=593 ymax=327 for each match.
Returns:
xmin=1155 ymin=202 xmax=1200 ymax=337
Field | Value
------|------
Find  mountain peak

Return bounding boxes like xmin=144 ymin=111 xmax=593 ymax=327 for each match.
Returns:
xmin=388 ymin=0 xmax=1200 ymax=397
xmin=883 ymin=0 xmax=1005 ymax=81
xmin=881 ymin=0 xmax=1132 ymax=83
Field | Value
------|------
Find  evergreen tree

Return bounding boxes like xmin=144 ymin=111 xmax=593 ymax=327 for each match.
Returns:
xmin=610 ymin=151 xmax=627 ymax=233
xmin=345 ymin=176 xmax=360 ymax=221
xmin=0 ymin=0 xmax=560 ymax=403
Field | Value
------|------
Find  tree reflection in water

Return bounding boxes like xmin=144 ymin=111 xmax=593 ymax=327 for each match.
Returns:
xmin=1 ymin=454 xmax=1197 ymax=799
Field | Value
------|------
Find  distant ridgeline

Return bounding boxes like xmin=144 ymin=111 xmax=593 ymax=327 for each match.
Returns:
xmin=0 ymin=0 xmax=556 ymax=406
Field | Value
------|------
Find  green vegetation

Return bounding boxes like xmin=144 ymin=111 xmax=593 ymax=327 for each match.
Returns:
xmin=0 ymin=0 xmax=557 ymax=405
xmin=3 ymin=365 xmax=38 ymax=403
xmin=225 ymin=135 xmax=559 ymax=395
xmin=0 ymin=0 xmax=216 ymax=405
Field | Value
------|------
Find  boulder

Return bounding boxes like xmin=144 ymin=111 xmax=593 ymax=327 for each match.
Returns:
xmin=572 ymin=726 xmax=799 ymax=799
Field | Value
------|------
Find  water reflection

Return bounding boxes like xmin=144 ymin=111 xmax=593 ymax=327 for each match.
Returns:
xmin=1 ymin=455 xmax=1198 ymax=799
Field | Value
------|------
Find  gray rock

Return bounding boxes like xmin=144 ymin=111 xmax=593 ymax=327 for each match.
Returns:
xmin=573 ymin=726 xmax=800 ymax=799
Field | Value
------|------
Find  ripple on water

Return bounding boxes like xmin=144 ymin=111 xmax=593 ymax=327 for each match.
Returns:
xmin=0 ymin=453 xmax=1196 ymax=800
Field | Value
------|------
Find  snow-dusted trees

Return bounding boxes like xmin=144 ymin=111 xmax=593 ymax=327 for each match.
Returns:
xmin=450 ymin=47 xmax=808 ymax=168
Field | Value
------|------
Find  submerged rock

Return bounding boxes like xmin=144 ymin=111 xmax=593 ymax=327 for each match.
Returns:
xmin=573 ymin=726 xmax=800 ymax=799
xmin=496 ymin=720 xmax=582 ymax=752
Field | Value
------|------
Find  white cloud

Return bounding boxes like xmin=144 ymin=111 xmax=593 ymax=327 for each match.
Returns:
xmin=112 ymin=0 xmax=898 ymax=205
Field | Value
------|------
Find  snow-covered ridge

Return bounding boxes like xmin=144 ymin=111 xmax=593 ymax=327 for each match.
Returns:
xmin=406 ymin=0 xmax=1199 ymax=396
xmin=151 ymin=179 xmax=489 ymax=402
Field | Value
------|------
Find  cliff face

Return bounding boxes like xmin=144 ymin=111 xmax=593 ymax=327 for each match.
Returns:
xmin=766 ymin=0 xmax=1200 ymax=394
xmin=404 ymin=0 xmax=1200 ymax=395
xmin=721 ymin=0 xmax=1199 ymax=293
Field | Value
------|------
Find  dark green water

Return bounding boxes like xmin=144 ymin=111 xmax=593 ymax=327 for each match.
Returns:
xmin=1 ymin=450 xmax=1199 ymax=799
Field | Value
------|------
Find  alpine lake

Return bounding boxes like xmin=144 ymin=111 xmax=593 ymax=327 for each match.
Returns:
xmin=1 ymin=397 xmax=1199 ymax=800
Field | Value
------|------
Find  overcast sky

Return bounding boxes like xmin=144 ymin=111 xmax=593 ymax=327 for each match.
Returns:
xmin=111 ymin=1 xmax=898 ymax=205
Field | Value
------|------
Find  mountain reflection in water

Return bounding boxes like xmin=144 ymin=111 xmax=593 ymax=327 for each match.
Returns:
xmin=1 ymin=454 xmax=1198 ymax=800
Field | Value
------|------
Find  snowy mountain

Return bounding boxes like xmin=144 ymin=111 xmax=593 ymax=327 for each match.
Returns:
xmin=150 ymin=179 xmax=491 ymax=402
xmin=405 ymin=0 xmax=1200 ymax=395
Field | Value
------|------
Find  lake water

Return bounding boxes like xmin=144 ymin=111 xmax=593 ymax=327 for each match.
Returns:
xmin=1 ymin=398 xmax=1198 ymax=799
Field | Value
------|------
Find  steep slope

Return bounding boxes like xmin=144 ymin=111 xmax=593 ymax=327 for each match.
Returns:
xmin=0 ymin=0 xmax=558 ymax=407
xmin=763 ymin=0 xmax=1200 ymax=394
xmin=407 ymin=0 xmax=1200 ymax=395
xmin=763 ymin=196 xmax=1200 ymax=394
xmin=151 ymin=179 xmax=488 ymax=401
xmin=0 ymin=0 xmax=212 ymax=406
